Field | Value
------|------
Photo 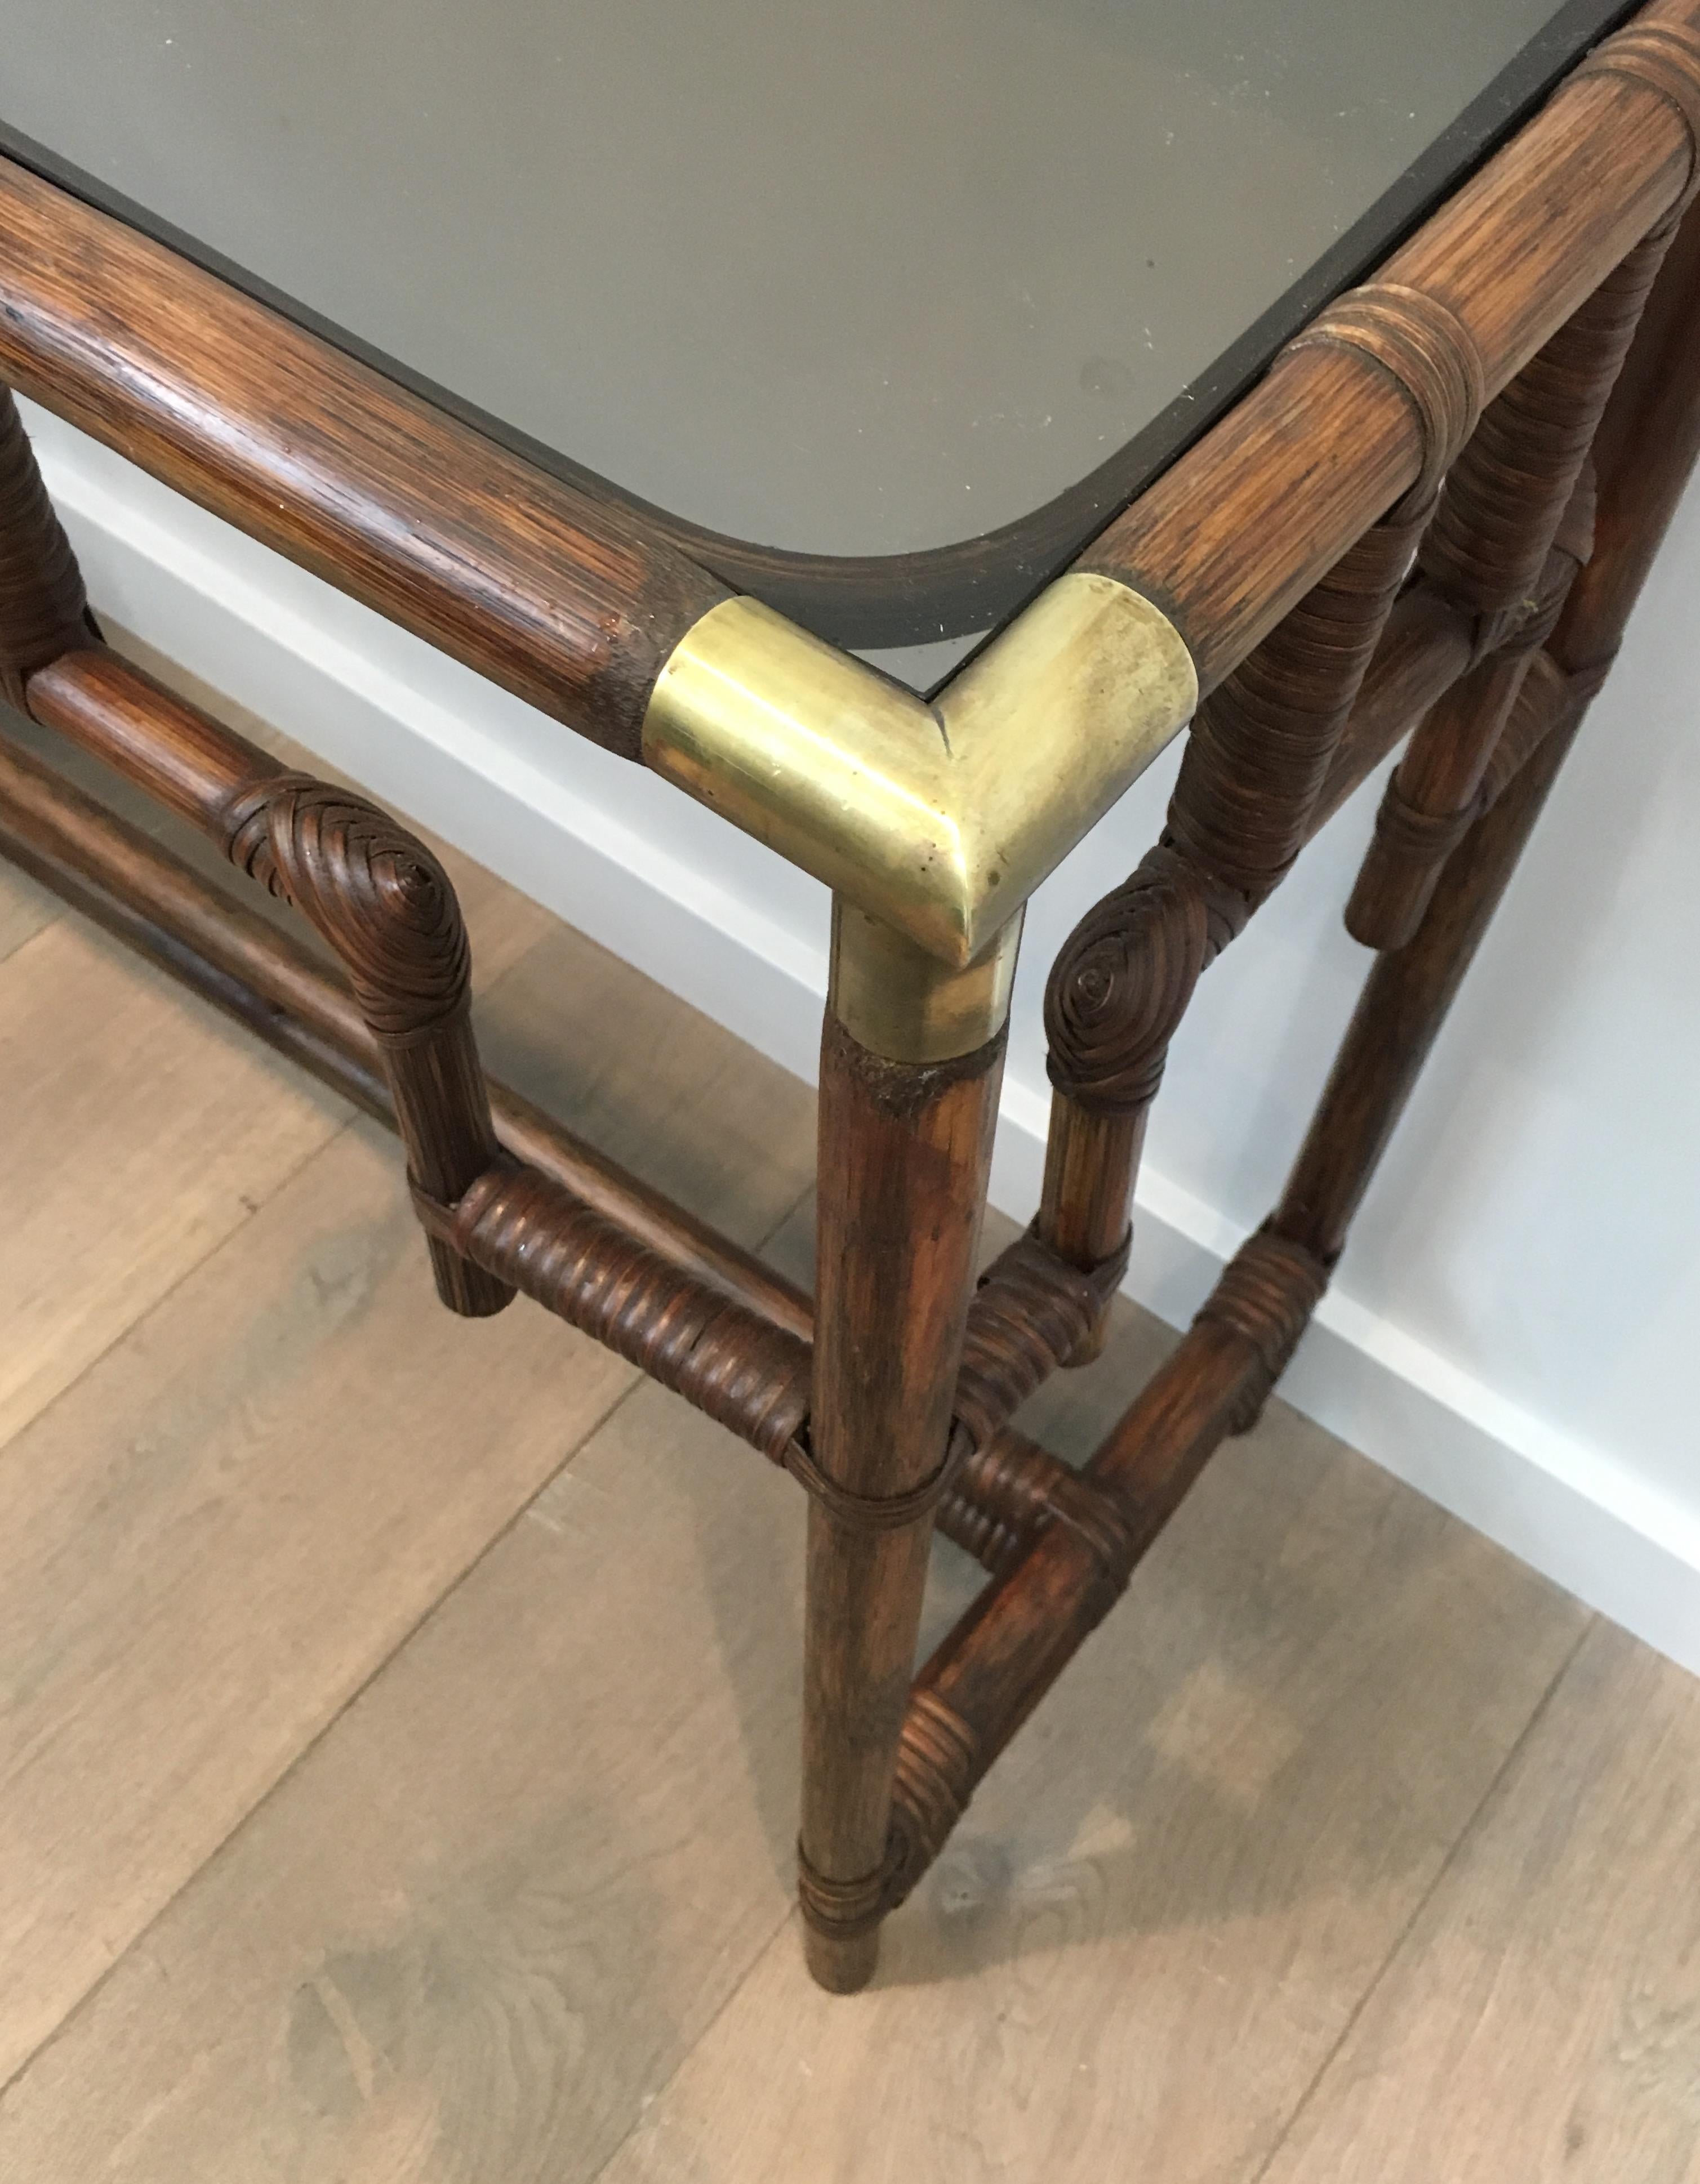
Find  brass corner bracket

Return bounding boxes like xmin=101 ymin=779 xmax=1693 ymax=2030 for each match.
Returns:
xmin=640 ymin=572 xmax=1199 ymax=975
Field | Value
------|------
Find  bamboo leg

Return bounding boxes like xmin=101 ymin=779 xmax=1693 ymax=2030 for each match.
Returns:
xmin=800 ymin=993 xmax=1004 ymax=1991
xmin=1276 ymin=705 xmax=1585 ymax=1260
xmin=1037 ymin=456 xmax=1449 ymax=1360
xmin=1280 ymin=197 xmax=1700 ymax=1262
xmin=1346 ymin=213 xmax=1679 ymax=950
xmin=883 ymin=705 xmax=1589 ymax=1898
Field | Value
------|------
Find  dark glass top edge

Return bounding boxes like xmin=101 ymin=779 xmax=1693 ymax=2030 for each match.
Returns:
xmin=0 ymin=0 xmax=1638 ymax=656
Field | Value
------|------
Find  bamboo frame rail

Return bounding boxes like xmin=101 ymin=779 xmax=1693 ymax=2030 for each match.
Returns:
xmin=1076 ymin=9 xmax=1700 ymax=692
xmin=0 ymin=177 xmax=731 ymax=761
xmin=3 ymin=0 xmax=1698 ymax=1996
xmin=0 ymin=724 xmax=813 ymax=1333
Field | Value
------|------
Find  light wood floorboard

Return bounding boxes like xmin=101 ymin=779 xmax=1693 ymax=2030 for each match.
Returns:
xmin=0 ymin=893 xmax=813 ymax=2089
xmin=0 ymin=652 xmax=550 ymax=1458
xmin=0 ymin=1378 xmax=813 ymax=2182
xmin=0 ymin=915 xmax=348 ymax=1451
xmin=0 ymin=854 xmax=59 ymax=965
xmin=0 ymin=1121 xmax=635 ymax=2089
xmin=1260 ymin=1621 xmax=1700 ymax=2183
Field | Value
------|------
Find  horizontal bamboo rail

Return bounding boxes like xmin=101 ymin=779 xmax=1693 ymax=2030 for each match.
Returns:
xmin=0 ymin=683 xmax=1103 ymax=1565
xmin=0 ymin=161 xmax=730 ymax=761
xmin=1076 ymin=1 xmax=1700 ymax=698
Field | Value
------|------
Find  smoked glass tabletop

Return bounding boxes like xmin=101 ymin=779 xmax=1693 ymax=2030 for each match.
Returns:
xmin=0 ymin=0 xmax=1632 ymax=653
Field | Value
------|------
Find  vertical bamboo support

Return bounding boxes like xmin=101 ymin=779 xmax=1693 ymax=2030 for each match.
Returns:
xmin=800 ymin=973 xmax=1004 ymax=1991
xmin=1036 ymin=1104 xmax=1144 ymax=1347
xmin=1036 ymin=284 xmax=1484 ymax=1359
xmin=1034 ymin=854 xmax=1225 ymax=1364
xmin=1275 ymin=708 xmax=1586 ymax=1262
xmin=1279 ymin=195 xmax=1700 ymax=1263
xmin=1564 ymin=190 xmax=1700 ymax=674
xmin=1346 ymin=213 xmax=1681 ymax=948
xmin=231 ymin=777 xmax=514 ymax=1319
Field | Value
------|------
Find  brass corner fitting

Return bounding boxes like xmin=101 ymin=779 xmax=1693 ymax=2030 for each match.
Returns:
xmin=642 ymin=571 xmax=1197 ymax=1060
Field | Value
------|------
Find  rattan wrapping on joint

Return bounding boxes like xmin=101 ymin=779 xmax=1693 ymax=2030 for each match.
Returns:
xmin=450 ymin=1161 xmax=812 ymax=1459
xmin=223 ymin=773 xmax=473 ymax=1040
xmin=1421 ymin=223 xmax=1679 ymax=638
xmin=1164 ymin=499 xmax=1437 ymax=908
xmin=0 ymin=386 xmax=93 ymax=705
xmin=955 ymin=1225 xmax=1130 ymax=1446
xmin=1196 ymin=1225 xmax=1332 ymax=1434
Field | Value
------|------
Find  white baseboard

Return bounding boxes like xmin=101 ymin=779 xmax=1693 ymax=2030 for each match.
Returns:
xmin=25 ymin=400 xmax=1700 ymax=1680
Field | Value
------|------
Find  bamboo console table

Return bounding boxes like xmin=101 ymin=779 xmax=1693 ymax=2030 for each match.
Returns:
xmin=2 ymin=0 xmax=1698 ymax=1993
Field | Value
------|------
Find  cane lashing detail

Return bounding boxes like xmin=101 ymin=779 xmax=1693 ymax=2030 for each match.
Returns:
xmin=1422 ymin=242 xmax=1670 ymax=641
xmin=784 ymin=1422 xmax=971 ymax=1531
xmin=885 ymin=1688 xmax=983 ymax=1908
xmin=1575 ymin=23 xmax=1700 ymax=208
xmin=956 ymin=1226 xmax=1132 ymax=1437
xmin=795 ymin=1839 xmax=898 ymax=1945
xmin=1162 ymin=496 xmax=1436 ymax=912
xmin=0 ymin=385 xmax=94 ymax=709
xmin=1350 ymin=220 xmax=1679 ymax=948
xmin=936 ymin=1430 xmax=1083 ymax=1575
xmin=220 ymin=770 xmax=511 ymax=1316
xmin=224 ymin=775 xmax=472 ymax=1039
xmin=1044 ymin=845 xmax=1232 ymax=1115
xmin=1285 ymin=285 xmax=1486 ymax=509
xmin=442 ymin=1162 xmax=814 ymax=1456
xmin=1194 ymin=1227 xmax=1333 ymax=1435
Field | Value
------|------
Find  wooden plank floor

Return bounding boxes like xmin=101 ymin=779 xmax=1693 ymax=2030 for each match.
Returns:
xmin=1 ymin=647 xmax=1695 ymax=2181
